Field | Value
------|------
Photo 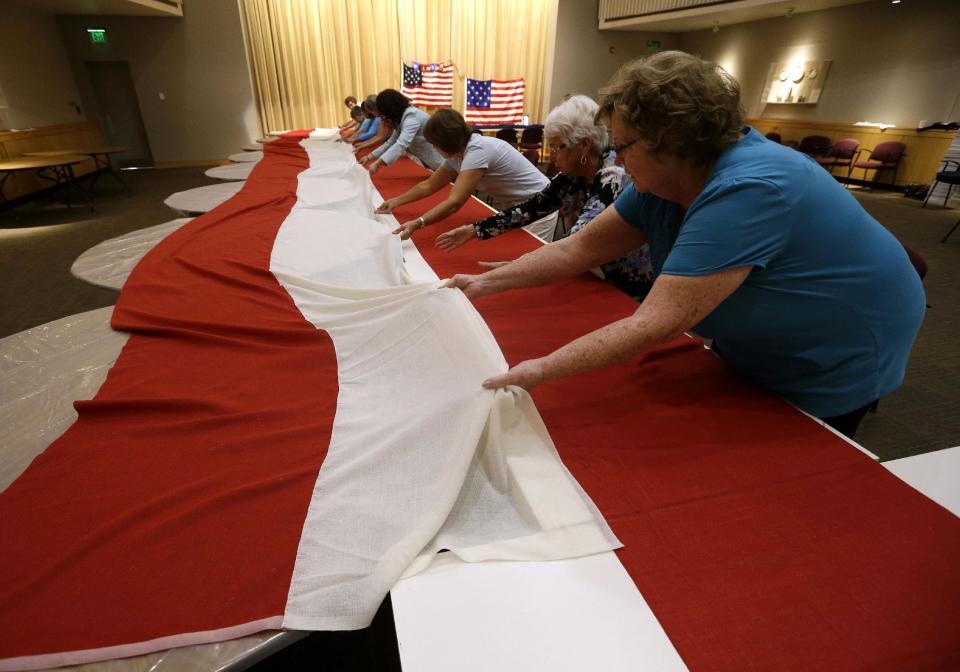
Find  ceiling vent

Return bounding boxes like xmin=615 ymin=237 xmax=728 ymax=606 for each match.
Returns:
xmin=598 ymin=0 xmax=870 ymax=33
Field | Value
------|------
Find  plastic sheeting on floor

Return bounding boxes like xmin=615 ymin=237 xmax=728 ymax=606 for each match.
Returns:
xmin=0 ymin=308 xmax=128 ymax=493
xmin=163 ymin=181 xmax=244 ymax=214
xmin=71 ymin=219 xmax=193 ymax=290
xmin=205 ymin=162 xmax=255 ymax=181
xmin=228 ymin=151 xmax=262 ymax=163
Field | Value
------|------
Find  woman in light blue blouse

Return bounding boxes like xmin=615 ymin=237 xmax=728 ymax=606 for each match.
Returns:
xmin=359 ymin=89 xmax=443 ymax=174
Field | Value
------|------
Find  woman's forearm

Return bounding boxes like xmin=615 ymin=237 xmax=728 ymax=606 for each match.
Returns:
xmin=420 ymin=198 xmax=462 ymax=226
xmin=399 ymin=180 xmax=441 ymax=206
xmin=479 ymin=235 xmax=597 ymax=295
xmin=537 ymin=311 xmax=666 ymax=383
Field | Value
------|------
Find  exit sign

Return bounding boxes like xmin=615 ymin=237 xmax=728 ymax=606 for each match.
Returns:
xmin=87 ymin=28 xmax=107 ymax=44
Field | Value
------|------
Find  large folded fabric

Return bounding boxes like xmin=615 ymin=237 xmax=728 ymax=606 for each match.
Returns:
xmin=2 ymin=131 xmax=958 ymax=672
xmin=0 ymin=133 xmax=617 ymax=670
xmin=373 ymin=146 xmax=960 ymax=672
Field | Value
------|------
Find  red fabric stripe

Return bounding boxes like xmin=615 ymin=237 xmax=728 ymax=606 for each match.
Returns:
xmin=0 ymin=138 xmax=338 ymax=661
xmin=370 ymin=156 xmax=960 ymax=672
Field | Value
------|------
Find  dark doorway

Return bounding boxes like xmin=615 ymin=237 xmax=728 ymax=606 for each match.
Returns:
xmin=85 ymin=61 xmax=153 ymax=168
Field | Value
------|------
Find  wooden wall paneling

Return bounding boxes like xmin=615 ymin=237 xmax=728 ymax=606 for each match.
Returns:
xmin=746 ymin=118 xmax=956 ymax=186
xmin=0 ymin=123 xmax=103 ymax=202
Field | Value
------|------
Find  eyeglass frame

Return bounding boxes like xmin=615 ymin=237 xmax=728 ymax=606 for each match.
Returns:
xmin=611 ymin=136 xmax=640 ymax=154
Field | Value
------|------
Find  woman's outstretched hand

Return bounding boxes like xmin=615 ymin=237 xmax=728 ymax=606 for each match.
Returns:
xmin=482 ymin=359 xmax=546 ymax=391
xmin=435 ymin=224 xmax=474 ymax=252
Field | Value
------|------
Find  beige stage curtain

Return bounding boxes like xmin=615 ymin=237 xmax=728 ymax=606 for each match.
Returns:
xmin=396 ymin=0 xmax=553 ymax=122
xmin=238 ymin=0 xmax=402 ymax=132
xmin=238 ymin=0 xmax=553 ymax=133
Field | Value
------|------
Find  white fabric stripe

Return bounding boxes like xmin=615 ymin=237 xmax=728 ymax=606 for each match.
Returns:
xmin=465 ymin=116 xmax=523 ymax=124
xmin=274 ymin=133 xmax=619 ymax=630
xmin=467 ymin=106 xmax=524 ymax=113
xmin=404 ymin=93 xmax=453 ymax=101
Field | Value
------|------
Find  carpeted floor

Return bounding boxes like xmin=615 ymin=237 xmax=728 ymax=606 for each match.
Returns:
xmin=1 ymin=169 xmax=958 ymax=460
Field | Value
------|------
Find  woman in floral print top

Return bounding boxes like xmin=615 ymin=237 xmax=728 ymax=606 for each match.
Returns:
xmin=435 ymin=95 xmax=653 ymax=300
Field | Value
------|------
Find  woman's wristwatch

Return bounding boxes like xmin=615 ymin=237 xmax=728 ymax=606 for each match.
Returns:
xmin=417 ymin=216 xmax=426 ymax=229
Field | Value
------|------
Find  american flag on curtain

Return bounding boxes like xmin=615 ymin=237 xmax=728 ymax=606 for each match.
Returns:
xmin=401 ymin=62 xmax=454 ymax=107
xmin=464 ymin=78 xmax=525 ymax=126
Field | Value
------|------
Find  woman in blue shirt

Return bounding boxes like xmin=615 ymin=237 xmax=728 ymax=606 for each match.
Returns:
xmin=445 ymin=51 xmax=925 ymax=438
xmin=351 ymin=97 xmax=387 ymax=151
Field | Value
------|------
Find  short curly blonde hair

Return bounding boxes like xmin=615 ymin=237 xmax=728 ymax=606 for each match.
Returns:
xmin=597 ymin=51 xmax=742 ymax=165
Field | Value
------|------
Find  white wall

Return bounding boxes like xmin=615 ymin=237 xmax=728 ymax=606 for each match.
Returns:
xmin=680 ymin=0 xmax=960 ymax=126
xmin=547 ymin=0 xmax=680 ymax=112
xmin=0 ymin=0 xmax=86 ymax=131
xmin=57 ymin=0 xmax=259 ymax=163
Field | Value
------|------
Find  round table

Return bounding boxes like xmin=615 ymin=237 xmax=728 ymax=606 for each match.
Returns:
xmin=0 ymin=154 xmax=93 ymax=211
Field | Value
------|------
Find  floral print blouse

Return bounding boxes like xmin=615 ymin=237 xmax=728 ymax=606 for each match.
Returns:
xmin=472 ymin=151 xmax=653 ymax=300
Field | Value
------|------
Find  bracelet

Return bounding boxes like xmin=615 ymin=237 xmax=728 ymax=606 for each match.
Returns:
xmin=417 ymin=216 xmax=426 ymax=228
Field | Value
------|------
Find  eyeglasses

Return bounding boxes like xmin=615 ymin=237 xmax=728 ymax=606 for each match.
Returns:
xmin=611 ymin=137 xmax=640 ymax=154
xmin=547 ymin=143 xmax=567 ymax=153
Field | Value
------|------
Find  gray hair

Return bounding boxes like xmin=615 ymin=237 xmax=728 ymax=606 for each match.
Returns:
xmin=544 ymin=95 xmax=608 ymax=155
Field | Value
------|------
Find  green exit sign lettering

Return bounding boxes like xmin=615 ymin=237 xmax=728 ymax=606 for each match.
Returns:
xmin=87 ymin=28 xmax=107 ymax=44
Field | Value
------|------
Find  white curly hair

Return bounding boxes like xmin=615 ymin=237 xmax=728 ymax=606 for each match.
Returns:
xmin=544 ymin=95 xmax=608 ymax=155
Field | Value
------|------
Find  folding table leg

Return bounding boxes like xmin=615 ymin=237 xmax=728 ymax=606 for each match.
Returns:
xmin=0 ymin=171 xmax=10 ymax=211
xmin=66 ymin=164 xmax=95 ymax=212
xmin=942 ymin=219 xmax=960 ymax=243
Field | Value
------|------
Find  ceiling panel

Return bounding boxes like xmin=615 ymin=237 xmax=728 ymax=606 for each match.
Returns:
xmin=599 ymin=0 xmax=873 ymax=32
xmin=11 ymin=0 xmax=183 ymax=17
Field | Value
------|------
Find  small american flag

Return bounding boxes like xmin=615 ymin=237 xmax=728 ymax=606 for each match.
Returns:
xmin=464 ymin=78 xmax=525 ymax=126
xmin=401 ymin=62 xmax=454 ymax=107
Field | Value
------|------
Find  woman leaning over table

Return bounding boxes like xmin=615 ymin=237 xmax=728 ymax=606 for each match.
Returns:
xmin=359 ymin=89 xmax=443 ymax=174
xmin=349 ymin=96 xmax=384 ymax=148
xmin=377 ymin=109 xmax=549 ymax=239
xmin=435 ymin=95 xmax=654 ymax=300
xmin=444 ymin=50 xmax=925 ymax=438
xmin=343 ymin=98 xmax=372 ymax=142
xmin=337 ymin=95 xmax=358 ymax=130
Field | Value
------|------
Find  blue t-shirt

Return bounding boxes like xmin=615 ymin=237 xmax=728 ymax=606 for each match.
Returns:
xmin=357 ymin=116 xmax=381 ymax=141
xmin=614 ymin=127 xmax=925 ymax=417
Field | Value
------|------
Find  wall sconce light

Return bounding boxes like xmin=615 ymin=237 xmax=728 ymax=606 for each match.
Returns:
xmin=785 ymin=7 xmax=795 ymax=18
xmin=712 ymin=21 xmax=720 ymax=33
